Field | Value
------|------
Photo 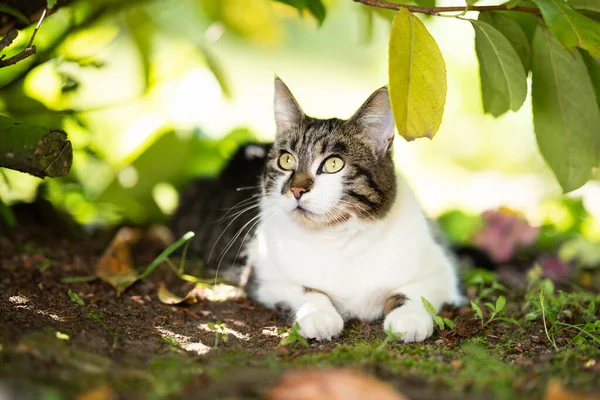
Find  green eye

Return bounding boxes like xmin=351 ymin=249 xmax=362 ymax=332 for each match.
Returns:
xmin=278 ymin=152 xmax=296 ymax=171
xmin=322 ymin=157 xmax=344 ymax=174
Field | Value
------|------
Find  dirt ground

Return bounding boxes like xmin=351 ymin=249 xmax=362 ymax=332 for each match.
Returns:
xmin=1 ymin=220 xmax=599 ymax=400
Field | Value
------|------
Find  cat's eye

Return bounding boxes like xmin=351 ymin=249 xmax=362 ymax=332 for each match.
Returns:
xmin=278 ymin=152 xmax=296 ymax=171
xmin=322 ymin=157 xmax=344 ymax=174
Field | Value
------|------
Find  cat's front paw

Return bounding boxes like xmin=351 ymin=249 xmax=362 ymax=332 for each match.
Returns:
xmin=296 ymin=310 xmax=344 ymax=341
xmin=383 ymin=308 xmax=433 ymax=343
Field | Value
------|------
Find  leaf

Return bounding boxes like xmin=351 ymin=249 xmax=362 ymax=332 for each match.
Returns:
xmin=125 ymin=9 xmax=153 ymax=93
xmin=388 ymin=8 xmax=447 ymax=141
xmin=536 ymin=0 xmax=600 ymax=58
xmin=199 ymin=45 xmax=232 ymax=98
xmin=471 ymin=19 xmax=528 ymax=117
xmin=0 ymin=197 xmax=16 ymax=230
xmin=443 ymin=318 xmax=454 ymax=329
xmin=495 ymin=295 xmax=506 ymax=313
xmin=525 ymin=311 xmax=539 ymax=320
xmin=466 ymin=0 xmax=480 ymax=6
xmin=532 ymin=23 xmax=600 ymax=192
xmin=157 ymin=283 xmax=198 ymax=305
xmin=478 ymin=12 xmax=532 ymax=72
xmin=0 ymin=4 xmax=30 ymax=25
xmin=207 ymin=322 xmax=216 ymax=330
xmin=95 ymin=227 xmax=142 ymax=295
xmin=580 ymin=50 xmax=600 ymax=108
xmin=484 ymin=302 xmax=496 ymax=312
xmin=137 ymin=231 xmax=195 ymax=280
xmin=47 ymin=0 xmax=57 ymax=9
xmin=306 ymin=0 xmax=326 ymax=26
xmin=421 ymin=296 xmax=437 ymax=315
xmin=433 ymin=315 xmax=445 ymax=330
xmin=67 ymin=290 xmax=85 ymax=306
xmin=471 ymin=301 xmax=484 ymax=320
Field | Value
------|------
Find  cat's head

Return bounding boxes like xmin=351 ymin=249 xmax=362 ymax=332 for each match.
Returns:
xmin=261 ymin=78 xmax=397 ymax=230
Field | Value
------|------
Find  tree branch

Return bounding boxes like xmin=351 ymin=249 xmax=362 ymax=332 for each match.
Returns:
xmin=352 ymin=0 xmax=542 ymax=16
xmin=0 ymin=8 xmax=47 ymax=69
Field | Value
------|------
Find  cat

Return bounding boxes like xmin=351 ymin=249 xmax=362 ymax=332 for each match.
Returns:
xmin=171 ymin=78 xmax=463 ymax=342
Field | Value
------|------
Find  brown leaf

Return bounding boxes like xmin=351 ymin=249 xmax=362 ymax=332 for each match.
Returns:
xmin=454 ymin=309 xmax=481 ymax=338
xmin=543 ymin=378 xmax=600 ymax=400
xmin=95 ymin=227 xmax=142 ymax=295
xmin=157 ymin=282 xmax=198 ymax=305
xmin=75 ymin=386 xmax=118 ymax=400
xmin=268 ymin=368 xmax=408 ymax=400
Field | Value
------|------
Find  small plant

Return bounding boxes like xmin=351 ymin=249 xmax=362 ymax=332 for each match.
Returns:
xmin=377 ymin=328 xmax=404 ymax=351
xmin=207 ymin=321 xmax=229 ymax=348
xmin=470 ymin=295 xmax=506 ymax=328
xmin=67 ymin=290 xmax=85 ymax=306
xmin=421 ymin=297 xmax=454 ymax=330
xmin=280 ymin=323 xmax=309 ymax=347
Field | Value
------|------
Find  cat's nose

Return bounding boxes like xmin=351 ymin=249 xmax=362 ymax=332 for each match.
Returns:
xmin=290 ymin=187 xmax=307 ymax=199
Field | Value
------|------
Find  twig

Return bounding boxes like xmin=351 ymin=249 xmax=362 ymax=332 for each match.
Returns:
xmin=0 ymin=9 xmax=47 ymax=69
xmin=352 ymin=0 xmax=542 ymax=16
xmin=0 ymin=30 xmax=18 ymax=53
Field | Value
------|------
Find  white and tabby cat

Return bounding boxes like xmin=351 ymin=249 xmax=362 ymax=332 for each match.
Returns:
xmin=172 ymin=78 xmax=463 ymax=342
xmin=243 ymin=79 xmax=462 ymax=342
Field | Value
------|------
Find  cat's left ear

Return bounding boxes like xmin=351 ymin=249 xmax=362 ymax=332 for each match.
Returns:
xmin=349 ymin=87 xmax=395 ymax=157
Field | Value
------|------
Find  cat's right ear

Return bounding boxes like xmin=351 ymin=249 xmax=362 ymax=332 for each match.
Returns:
xmin=274 ymin=78 xmax=304 ymax=137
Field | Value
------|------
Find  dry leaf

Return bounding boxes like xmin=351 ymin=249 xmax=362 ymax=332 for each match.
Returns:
xmin=268 ymin=368 xmax=408 ymax=400
xmin=96 ymin=227 xmax=142 ymax=295
xmin=76 ymin=386 xmax=118 ymax=400
xmin=157 ymin=282 xmax=198 ymax=305
xmin=543 ymin=378 xmax=600 ymax=400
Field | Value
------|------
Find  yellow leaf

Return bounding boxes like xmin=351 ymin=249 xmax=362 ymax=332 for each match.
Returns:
xmin=157 ymin=282 xmax=198 ymax=305
xmin=95 ymin=227 xmax=141 ymax=295
xmin=388 ymin=9 xmax=447 ymax=141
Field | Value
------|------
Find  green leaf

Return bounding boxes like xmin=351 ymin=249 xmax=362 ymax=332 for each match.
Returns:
xmin=207 ymin=322 xmax=216 ymax=330
xmin=199 ymin=45 xmax=232 ymax=98
xmin=67 ymin=290 xmax=85 ymax=306
xmin=467 ymin=0 xmax=480 ymax=6
xmin=495 ymin=295 xmax=506 ymax=313
xmin=125 ymin=9 xmax=154 ymax=93
xmin=471 ymin=301 xmax=484 ymax=320
xmin=443 ymin=318 xmax=454 ymax=329
xmin=421 ymin=296 xmax=437 ymax=315
xmin=532 ymin=23 xmax=600 ymax=192
xmin=535 ymin=0 xmax=600 ymax=58
xmin=479 ymin=12 xmax=532 ymax=72
xmin=525 ymin=311 xmax=539 ymax=320
xmin=484 ymin=302 xmax=496 ymax=312
xmin=47 ymin=0 xmax=57 ymax=9
xmin=581 ymin=50 xmax=600 ymax=108
xmin=306 ymin=0 xmax=326 ymax=25
xmin=433 ymin=315 xmax=444 ymax=330
xmin=568 ymin=0 xmax=600 ymax=20
xmin=388 ymin=8 xmax=447 ymax=141
xmin=0 ymin=5 xmax=29 ymax=25
xmin=471 ymin=19 xmax=528 ymax=117
xmin=0 ymin=197 xmax=16 ymax=230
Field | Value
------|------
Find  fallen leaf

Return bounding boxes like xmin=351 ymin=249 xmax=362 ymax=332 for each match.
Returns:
xmin=543 ymin=378 xmax=600 ymax=400
xmin=268 ymin=368 xmax=408 ymax=400
xmin=76 ymin=386 xmax=118 ymax=400
xmin=95 ymin=227 xmax=142 ymax=295
xmin=157 ymin=282 xmax=198 ymax=305
xmin=454 ymin=309 xmax=481 ymax=338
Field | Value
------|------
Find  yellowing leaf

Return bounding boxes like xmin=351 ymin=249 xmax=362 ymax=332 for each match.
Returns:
xmin=472 ymin=19 xmax=528 ymax=117
xmin=532 ymin=23 xmax=600 ymax=192
xmin=157 ymin=282 xmax=198 ymax=305
xmin=95 ymin=227 xmax=142 ymax=295
xmin=536 ymin=0 xmax=600 ymax=58
xmin=388 ymin=9 xmax=446 ymax=141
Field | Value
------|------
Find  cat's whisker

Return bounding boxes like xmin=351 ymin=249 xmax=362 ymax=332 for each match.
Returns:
xmin=231 ymin=206 xmax=281 ymax=270
xmin=216 ymin=201 xmax=261 ymax=223
xmin=216 ymin=194 xmax=261 ymax=218
xmin=235 ymin=185 xmax=261 ymax=191
xmin=207 ymin=205 xmax=261 ymax=264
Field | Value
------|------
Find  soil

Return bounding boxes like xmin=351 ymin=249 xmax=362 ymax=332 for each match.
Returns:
xmin=1 ymin=217 xmax=599 ymax=400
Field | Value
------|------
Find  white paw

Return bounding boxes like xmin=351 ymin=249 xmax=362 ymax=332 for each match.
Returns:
xmin=296 ymin=310 xmax=344 ymax=341
xmin=383 ymin=308 xmax=433 ymax=343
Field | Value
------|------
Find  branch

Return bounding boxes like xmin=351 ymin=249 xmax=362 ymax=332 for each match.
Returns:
xmin=352 ymin=0 xmax=542 ymax=16
xmin=0 ymin=8 xmax=47 ymax=69
xmin=0 ymin=115 xmax=73 ymax=178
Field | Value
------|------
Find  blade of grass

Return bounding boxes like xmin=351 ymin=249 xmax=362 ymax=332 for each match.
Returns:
xmin=556 ymin=321 xmax=600 ymax=346
xmin=137 ymin=231 xmax=194 ymax=280
xmin=61 ymin=276 xmax=98 ymax=283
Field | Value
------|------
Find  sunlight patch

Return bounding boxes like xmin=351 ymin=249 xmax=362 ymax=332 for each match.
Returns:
xmin=155 ymin=326 xmax=210 ymax=355
xmin=198 ymin=323 xmax=249 ymax=341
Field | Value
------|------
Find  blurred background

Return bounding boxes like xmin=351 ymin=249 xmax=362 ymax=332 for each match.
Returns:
xmin=0 ymin=0 xmax=599 ymax=266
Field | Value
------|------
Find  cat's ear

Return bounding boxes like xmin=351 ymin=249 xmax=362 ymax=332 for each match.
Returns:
xmin=274 ymin=77 xmax=304 ymax=137
xmin=350 ymin=87 xmax=395 ymax=156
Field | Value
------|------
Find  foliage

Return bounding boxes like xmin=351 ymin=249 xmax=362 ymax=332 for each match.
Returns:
xmin=421 ymin=296 xmax=454 ymax=330
xmin=280 ymin=322 xmax=309 ymax=347
xmin=207 ymin=321 xmax=229 ymax=348
xmin=67 ymin=289 xmax=85 ymax=306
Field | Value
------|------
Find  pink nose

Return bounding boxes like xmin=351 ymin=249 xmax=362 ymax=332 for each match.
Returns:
xmin=291 ymin=187 xmax=307 ymax=199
